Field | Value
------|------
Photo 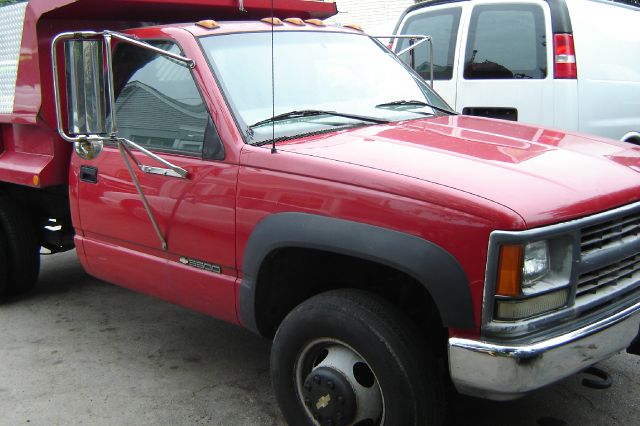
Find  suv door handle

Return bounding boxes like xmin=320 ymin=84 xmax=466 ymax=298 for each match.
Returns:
xmin=80 ymin=165 xmax=98 ymax=183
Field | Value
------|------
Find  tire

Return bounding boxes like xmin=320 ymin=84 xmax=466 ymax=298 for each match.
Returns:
xmin=0 ymin=195 xmax=40 ymax=296
xmin=271 ymin=289 xmax=445 ymax=426
xmin=0 ymin=228 xmax=10 ymax=297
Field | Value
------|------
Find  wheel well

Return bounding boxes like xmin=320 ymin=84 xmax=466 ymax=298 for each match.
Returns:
xmin=254 ymin=247 xmax=448 ymax=357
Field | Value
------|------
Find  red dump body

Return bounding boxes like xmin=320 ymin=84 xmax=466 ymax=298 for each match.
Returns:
xmin=0 ymin=0 xmax=336 ymax=188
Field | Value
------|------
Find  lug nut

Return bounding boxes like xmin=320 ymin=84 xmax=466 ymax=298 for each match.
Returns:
xmin=327 ymin=380 xmax=335 ymax=389
xmin=336 ymin=412 xmax=342 ymax=419
xmin=304 ymin=383 xmax=312 ymax=391
xmin=314 ymin=375 xmax=321 ymax=384
xmin=337 ymin=396 xmax=344 ymax=405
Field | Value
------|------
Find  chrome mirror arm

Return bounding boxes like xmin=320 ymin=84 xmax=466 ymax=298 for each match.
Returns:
xmin=372 ymin=35 xmax=433 ymax=88
xmin=105 ymin=31 xmax=195 ymax=68
xmin=117 ymin=140 xmax=168 ymax=251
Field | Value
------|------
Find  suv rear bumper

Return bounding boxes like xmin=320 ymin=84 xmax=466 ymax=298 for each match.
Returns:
xmin=448 ymin=301 xmax=640 ymax=401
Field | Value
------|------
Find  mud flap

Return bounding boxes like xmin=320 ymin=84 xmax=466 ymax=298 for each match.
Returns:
xmin=628 ymin=325 xmax=640 ymax=356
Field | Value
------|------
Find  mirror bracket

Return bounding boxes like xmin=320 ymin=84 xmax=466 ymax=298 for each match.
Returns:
xmin=373 ymin=35 xmax=433 ymax=87
xmin=73 ymin=138 xmax=104 ymax=160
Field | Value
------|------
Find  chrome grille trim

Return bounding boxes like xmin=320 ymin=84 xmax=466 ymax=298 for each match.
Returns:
xmin=574 ymin=211 xmax=640 ymax=317
xmin=580 ymin=212 xmax=640 ymax=255
xmin=577 ymin=253 xmax=640 ymax=297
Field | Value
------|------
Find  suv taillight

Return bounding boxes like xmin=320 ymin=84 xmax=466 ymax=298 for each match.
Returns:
xmin=554 ymin=33 xmax=577 ymax=79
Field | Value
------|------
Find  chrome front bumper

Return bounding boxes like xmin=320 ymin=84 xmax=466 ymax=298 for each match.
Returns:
xmin=448 ymin=301 xmax=640 ymax=401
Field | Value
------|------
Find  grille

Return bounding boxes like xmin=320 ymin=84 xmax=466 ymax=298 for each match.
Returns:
xmin=580 ymin=212 xmax=640 ymax=255
xmin=577 ymin=253 xmax=640 ymax=298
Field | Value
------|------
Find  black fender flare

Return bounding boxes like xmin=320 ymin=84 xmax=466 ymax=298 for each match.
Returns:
xmin=239 ymin=212 xmax=475 ymax=334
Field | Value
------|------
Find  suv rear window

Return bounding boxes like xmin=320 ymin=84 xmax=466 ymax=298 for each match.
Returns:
xmin=464 ymin=4 xmax=547 ymax=80
xmin=396 ymin=7 xmax=462 ymax=80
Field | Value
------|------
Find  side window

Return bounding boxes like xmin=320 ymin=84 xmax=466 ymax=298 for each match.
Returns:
xmin=464 ymin=4 xmax=547 ymax=80
xmin=112 ymin=41 xmax=212 ymax=156
xmin=396 ymin=7 xmax=462 ymax=80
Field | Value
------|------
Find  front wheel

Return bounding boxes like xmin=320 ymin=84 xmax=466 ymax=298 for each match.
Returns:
xmin=271 ymin=289 xmax=445 ymax=426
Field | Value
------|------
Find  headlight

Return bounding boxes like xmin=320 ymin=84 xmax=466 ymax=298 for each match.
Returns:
xmin=522 ymin=241 xmax=550 ymax=287
xmin=494 ymin=237 xmax=573 ymax=320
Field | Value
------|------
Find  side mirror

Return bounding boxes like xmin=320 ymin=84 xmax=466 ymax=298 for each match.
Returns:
xmin=52 ymin=32 xmax=112 ymax=149
xmin=64 ymin=39 xmax=108 ymax=136
xmin=52 ymin=30 xmax=194 ymax=148
xmin=52 ymin=30 xmax=195 ymax=163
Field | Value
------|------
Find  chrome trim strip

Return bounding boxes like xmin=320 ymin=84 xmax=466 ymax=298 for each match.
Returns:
xmin=120 ymin=138 xmax=188 ymax=179
xmin=139 ymin=165 xmax=185 ymax=178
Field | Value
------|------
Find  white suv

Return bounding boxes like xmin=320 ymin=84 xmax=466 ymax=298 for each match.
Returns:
xmin=393 ymin=0 xmax=640 ymax=143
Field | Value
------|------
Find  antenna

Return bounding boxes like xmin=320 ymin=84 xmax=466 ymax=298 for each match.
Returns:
xmin=270 ymin=0 xmax=277 ymax=154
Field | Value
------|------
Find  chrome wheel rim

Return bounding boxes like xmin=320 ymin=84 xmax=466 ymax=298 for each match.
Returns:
xmin=294 ymin=338 xmax=384 ymax=426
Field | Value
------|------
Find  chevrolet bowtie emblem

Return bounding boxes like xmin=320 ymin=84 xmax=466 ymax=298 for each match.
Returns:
xmin=316 ymin=394 xmax=331 ymax=410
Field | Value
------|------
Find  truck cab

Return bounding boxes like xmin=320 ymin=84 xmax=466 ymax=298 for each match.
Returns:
xmin=0 ymin=1 xmax=639 ymax=425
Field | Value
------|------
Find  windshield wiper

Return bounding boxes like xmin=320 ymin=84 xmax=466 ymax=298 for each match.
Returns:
xmin=375 ymin=100 xmax=456 ymax=115
xmin=249 ymin=109 xmax=389 ymax=128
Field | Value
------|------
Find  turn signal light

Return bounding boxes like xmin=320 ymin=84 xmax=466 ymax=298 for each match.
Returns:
xmin=261 ymin=17 xmax=284 ymax=26
xmin=496 ymin=245 xmax=523 ymax=297
xmin=305 ymin=19 xmax=326 ymax=27
xmin=343 ymin=24 xmax=364 ymax=32
xmin=196 ymin=20 xmax=219 ymax=29
xmin=554 ymin=33 xmax=577 ymax=79
xmin=284 ymin=18 xmax=305 ymax=26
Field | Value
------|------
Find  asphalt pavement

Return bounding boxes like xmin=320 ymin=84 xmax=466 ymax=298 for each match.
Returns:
xmin=0 ymin=250 xmax=638 ymax=426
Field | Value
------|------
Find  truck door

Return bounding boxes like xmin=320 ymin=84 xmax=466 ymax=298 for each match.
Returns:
xmin=454 ymin=1 xmax=554 ymax=124
xmin=73 ymin=40 xmax=238 ymax=321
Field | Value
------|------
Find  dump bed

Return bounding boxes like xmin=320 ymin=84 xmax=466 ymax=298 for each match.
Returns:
xmin=0 ymin=0 xmax=336 ymax=188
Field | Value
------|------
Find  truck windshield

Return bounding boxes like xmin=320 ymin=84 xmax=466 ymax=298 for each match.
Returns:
xmin=200 ymin=31 xmax=453 ymax=145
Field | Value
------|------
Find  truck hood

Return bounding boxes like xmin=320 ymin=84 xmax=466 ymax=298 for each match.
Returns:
xmin=277 ymin=116 xmax=640 ymax=227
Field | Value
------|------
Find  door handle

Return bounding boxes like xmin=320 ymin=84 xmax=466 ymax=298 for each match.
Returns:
xmin=80 ymin=165 xmax=98 ymax=183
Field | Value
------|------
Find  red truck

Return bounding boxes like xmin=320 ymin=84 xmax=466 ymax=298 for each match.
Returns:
xmin=0 ymin=0 xmax=639 ymax=424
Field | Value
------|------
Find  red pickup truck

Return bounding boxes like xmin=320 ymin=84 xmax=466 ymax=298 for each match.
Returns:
xmin=0 ymin=0 xmax=638 ymax=424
